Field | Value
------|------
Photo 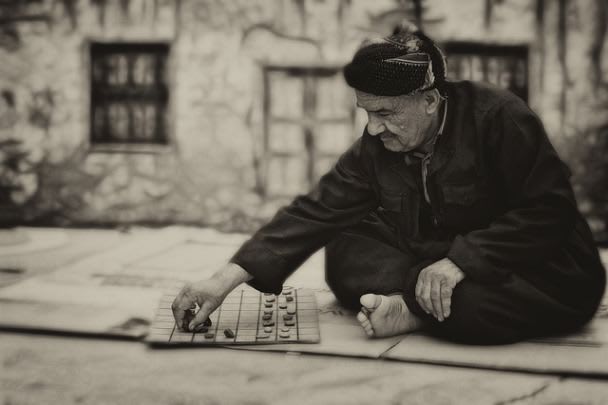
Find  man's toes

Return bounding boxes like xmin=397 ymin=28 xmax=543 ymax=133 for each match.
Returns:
xmin=356 ymin=313 xmax=375 ymax=336
xmin=359 ymin=294 xmax=382 ymax=311
xmin=356 ymin=311 xmax=370 ymax=326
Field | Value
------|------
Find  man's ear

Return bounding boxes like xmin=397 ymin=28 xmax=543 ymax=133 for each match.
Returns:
xmin=424 ymin=89 xmax=442 ymax=114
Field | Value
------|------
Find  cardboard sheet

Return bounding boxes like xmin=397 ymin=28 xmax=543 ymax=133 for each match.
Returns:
xmin=1 ymin=227 xmax=607 ymax=377
xmin=383 ymin=319 xmax=608 ymax=376
xmin=0 ymin=228 xmax=212 ymax=338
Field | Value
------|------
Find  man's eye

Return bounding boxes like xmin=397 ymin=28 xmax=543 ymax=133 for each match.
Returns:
xmin=377 ymin=112 xmax=391 ymax=117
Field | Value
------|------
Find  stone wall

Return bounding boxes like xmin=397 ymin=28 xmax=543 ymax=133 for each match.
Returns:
xmin=0 ymin=0 xmax=606 ymax=236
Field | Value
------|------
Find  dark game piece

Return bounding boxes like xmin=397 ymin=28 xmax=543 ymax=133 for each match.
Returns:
xmin=181 ymin=308 xmax=195 ymax=331
xmin=224 ymin=328 xmax=235 ymax=338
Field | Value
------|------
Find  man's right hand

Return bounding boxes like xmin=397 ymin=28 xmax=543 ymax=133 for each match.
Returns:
xmin=171 ymin=263 xmax=253 ymax=332
xmin=171 ymin=278 xmax=227 ymax=332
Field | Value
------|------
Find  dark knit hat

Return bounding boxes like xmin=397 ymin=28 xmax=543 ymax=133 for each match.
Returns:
xmin=344 ymin=25 xmax=447 ymax=96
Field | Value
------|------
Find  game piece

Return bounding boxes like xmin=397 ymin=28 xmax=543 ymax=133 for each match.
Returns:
xmin=180 ymin=309 xmax=194 ymax=331
xmin=279 ymin=304 xmax=287 ymax=309
xmin=286 ymin=296 xmax=294 ymax=302
xmin=146 ymin=288 xmax=320 ymax=346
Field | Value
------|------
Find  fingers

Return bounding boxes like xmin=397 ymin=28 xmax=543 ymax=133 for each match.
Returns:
xmin=356 ymin=311 xmax=374 ymax=337
xmin=171 ymin=291 xmax=185 ymax=330
xmin=189 ymin=300 xmax=215 ymax=332
xmin=415 ymin=276 xmax=427 ymax=314
xmin=171 ymin=288 xmax=196 ymax=331
xmin=441 ymin=283 xmax=453 ymax=319
xmin=430 ymin=280 xmax=443 ymax=322
xmin=416 ymin=259 xmax=463 ymax=322
xmin=415 ymin=275 xmax=429 ymax=314
xmin=418 ymin=278 xmax=433 ymax=315
xmin=416 ymin=271 xmax=452 ymax=322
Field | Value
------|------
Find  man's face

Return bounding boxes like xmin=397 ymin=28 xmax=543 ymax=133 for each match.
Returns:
xmin=355 ymin=90 xmax=436 ymax=153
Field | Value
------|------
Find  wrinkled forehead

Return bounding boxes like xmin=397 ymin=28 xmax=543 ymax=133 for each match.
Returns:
xmin=355 ymin=90 xmax=416 ymax=111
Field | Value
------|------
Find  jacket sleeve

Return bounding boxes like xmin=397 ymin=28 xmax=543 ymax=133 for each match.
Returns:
xmin=230 ymin=135 xmax=378 ymax=293
xmin=447 ymin=98 xmax=578 ymax=283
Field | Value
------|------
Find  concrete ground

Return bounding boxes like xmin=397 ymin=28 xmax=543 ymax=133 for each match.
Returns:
xmin=1 ymin=227 xmax=608 ymax=405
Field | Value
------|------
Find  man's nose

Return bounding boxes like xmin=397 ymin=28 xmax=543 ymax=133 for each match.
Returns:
xmin=367 ymin=117 xmax=385 ymax=136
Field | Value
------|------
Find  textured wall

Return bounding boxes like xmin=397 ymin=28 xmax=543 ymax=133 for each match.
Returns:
xmin=0 ymin=0 xmax=606 ymax=236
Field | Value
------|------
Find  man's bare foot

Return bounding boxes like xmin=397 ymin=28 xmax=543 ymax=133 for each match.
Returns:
xmin=356 ymin=293 xmax=424 ymax=338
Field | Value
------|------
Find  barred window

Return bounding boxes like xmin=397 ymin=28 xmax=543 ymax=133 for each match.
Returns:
xmin=444 ymin=42 xmax=528 ymax=102
xmin=90 ymin=43 xmax=169 ymax=145
xmin=263 ymin=66 xmax=356 ymax=197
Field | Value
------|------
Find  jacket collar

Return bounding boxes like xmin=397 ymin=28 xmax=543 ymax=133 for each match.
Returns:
xmin=428 ymin=96 xmax=455 ymax=176
xmin=386 ymin=96 xmax=454 ymax=189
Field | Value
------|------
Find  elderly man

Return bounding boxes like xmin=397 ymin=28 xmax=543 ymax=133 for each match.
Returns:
xmin=173 ymin=27 xmax=605 ymax=344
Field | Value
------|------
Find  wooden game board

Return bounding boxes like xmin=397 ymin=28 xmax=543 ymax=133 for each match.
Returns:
xmin=146 ymin=287 xmax=320 ymax=345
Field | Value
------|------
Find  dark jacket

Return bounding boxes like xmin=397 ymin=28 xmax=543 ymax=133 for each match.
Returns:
xmin=231 ymin=81 xmax=605 ymax=313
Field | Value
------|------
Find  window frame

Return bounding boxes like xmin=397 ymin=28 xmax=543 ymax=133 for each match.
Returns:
xmin=262 ymin=65 xmax=356 ymax=198
xmin=89 ymin=42 xmax=170 ymax=149
xmin=442 ymin=41 xmax=529 ymax=102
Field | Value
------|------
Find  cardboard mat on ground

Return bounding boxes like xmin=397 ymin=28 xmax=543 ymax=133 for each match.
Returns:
xmin=0 ymin=227 xmax=250 ymax=338
xmin=0 ymin=227 xmax=607 ymax=376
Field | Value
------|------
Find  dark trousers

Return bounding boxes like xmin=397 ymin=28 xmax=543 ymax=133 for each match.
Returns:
xmin=325 ymin=215 xmax=598 ymax=344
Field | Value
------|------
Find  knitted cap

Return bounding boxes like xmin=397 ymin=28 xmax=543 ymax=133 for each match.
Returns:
xmin=344 ymin=26 xmax=447 ymax=96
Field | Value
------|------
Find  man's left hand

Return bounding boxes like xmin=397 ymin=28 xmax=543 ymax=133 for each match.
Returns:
xmin=415 ymin=258 xmax=465 ymax=322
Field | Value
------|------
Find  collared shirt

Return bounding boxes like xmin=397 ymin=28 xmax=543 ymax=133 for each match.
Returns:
xmin=404 ymin=99 xmax=448 ymax=204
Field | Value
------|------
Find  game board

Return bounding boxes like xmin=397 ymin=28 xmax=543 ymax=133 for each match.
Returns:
xmin=146 ymin=286 xmax=320 ymax=345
